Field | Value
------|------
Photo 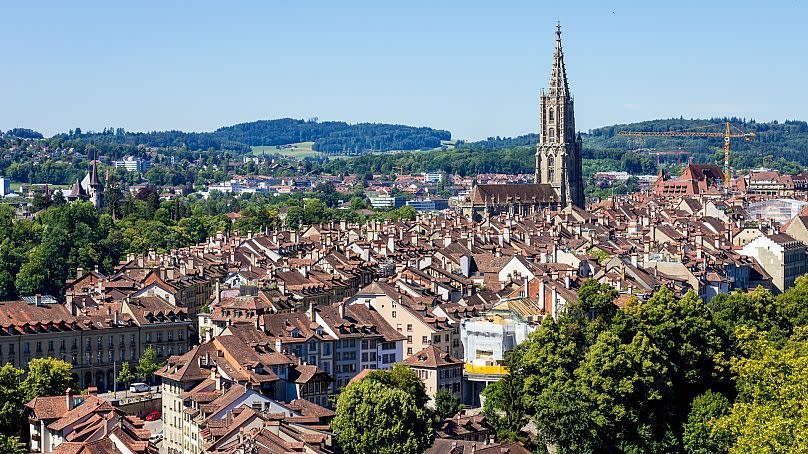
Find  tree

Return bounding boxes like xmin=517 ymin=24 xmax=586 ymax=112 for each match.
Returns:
xmin=482 ymin=367 xmax=528 ymax=443
xmin=713 ymin=327 xmax=808 ymax=453
xmin=775 ymin=275 xmax=808 ymax=328
xmin=332 ymin=379 xmax=434 ymax=454
xmin=21 ymin=358 xmax=76 ymax=403
xmin=116 ymin=362 xmax=135 ymax=395
xmin=683 ymin=390 xmax=732 ymax=454
xmin=434 ymin=389 xmax=463 ymax=419
xmin=0 ymin=364 xmax=23 ymax=437
xmin=365 ymin=363 xmax=430 ymax=409
xmin=709 ymin=287 xmax=790 ymax=346
xmin=137 ymin=347 xmax=160 ymax=383
xmin=0 ymin=434 xmax=25 ymax=454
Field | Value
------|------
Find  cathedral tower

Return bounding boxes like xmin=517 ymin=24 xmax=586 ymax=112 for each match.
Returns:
xmin=535 ymin=22 xmax=584 ymax=208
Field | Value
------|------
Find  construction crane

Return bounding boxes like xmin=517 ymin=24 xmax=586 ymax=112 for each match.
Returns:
xmin=636 ymin=147 xmax=697 ymax=166
xmin=618 ymin=122 xmax=756 ymax=186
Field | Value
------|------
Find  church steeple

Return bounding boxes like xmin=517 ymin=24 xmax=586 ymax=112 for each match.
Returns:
xmin=535 ymin=22 xmax=585 ymax=208
xmin=547 ymin=21 xmax=570 ymax=98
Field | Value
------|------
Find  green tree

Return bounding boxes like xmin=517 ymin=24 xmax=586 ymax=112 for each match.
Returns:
xmin=364 ymin=363 xmax=430 ymax=409
xmin=332 ymin=378 xmax=434 ymax=454
xmin=136 ymin=346 xmax=160 ymax=383
xmin=116 ymin=362 xmax=135 ymax=395
xmin=434 ymin=389 xmax=463 ymax=419
xmin=709 ymin=287 xmax=791 ymax=346
xmin=0 ymin=364 xmax=24 ymax=437
xmin=683 ymin=390 xmax=732 ymax=454
xmin=713 ymin=327 xmax=808 ymax=453
xmin=482 ymin=366 xmax=528 ymax=443
xmin=0 ymin=434 xmax=25 ymax=454
xmin=21 ymin=358 xmax=76 ymax=403
xmin=775 ymin=274 xmax=808 ymax=328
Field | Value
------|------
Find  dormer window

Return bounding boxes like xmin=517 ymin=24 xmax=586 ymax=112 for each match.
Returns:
xmin=291 ymin=328 xmax=301 ymax=338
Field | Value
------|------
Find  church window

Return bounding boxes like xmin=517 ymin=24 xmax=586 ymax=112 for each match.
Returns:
xmin=548 ymin=127 xmax=555 ymax=143
xmin=548 ymin=156 xmax=556 ymax=181
xmin=548 ymin=108 xmax=555 ymax=123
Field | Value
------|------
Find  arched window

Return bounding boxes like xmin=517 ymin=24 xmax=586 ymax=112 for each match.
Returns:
xmin=547 ymin=127 xmax=555 ymax=143
xmin=548 ymin=155 xmax=556 ymax=182
xmin=548 ymin=108 xmax=555 ymax=123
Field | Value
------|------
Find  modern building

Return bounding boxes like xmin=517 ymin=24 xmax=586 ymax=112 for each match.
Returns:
xmin=367 ymin=192 xmax=405 ymax=209
xmin=112 ymin=156 xmax=151 ymax=172
xmin=0 ymin=176 xmax=9 ymax=197
xmin=406 ymin=198 xmax=449 ymax=212
xmin=422 ymin=172 xmax=445 ymax=184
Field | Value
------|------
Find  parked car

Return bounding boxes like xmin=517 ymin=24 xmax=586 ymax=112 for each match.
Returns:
xmin=129 ymin=383 xmax=150 ymax=393
xmin=149 ymin=432 xmax=163 ymax=443
xmin=145 ymin=411 xmax=161 ymax=421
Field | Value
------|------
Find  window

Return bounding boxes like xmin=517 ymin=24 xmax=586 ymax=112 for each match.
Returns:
xmin=434 ymin=335 xmax=441 ymax=344
xmin=323 ymin=343 xmax=331 ymax=356
xmin=97 ymin=351 xmax=102 ymax=363
xmin=396 ymin=324 xmax=402 ymax=332
xmin=178 ymin=330 xmax=184 ymax=341
xmin=407 ymin=324 xmax=412 ymax=332
xmin=146 ymin=334 xmax=151 ymax=343
xmin=36 ymin=341 xmax=42 ymax=352
xmin=548 ymin=155 xmax=556 ymax=181
xmin=548 ymin=127 xmax=556 ymax=143
xmin=407 ymin=347 xmax=413 ymax=355
xmin=168 ymin=331 xmax=173 ymax=342
xmin=156 ymin=332 xmax=163 ymax=342
xmin=548 ymin=107 xmax=555 ymax=123
xmin=108 ymin=351 xmax=113 ymax=363
xmin=407 ymin=335 xmax=413 ymax=344
xmin=97 ymin=337 xmax=102 ymax=349
xmin=392 ymin=311 xmax=397 ymax=318
xmin=130 ymin=335 xmax=136 ymax=346
xmin=422 ymin=336 xmax=428 ymax=344
xmin=48 ymin=341 xmax=53 ymax=351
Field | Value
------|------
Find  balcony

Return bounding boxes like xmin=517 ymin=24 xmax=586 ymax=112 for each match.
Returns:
xmin=464 ymin=363 xmax=508 ymax=376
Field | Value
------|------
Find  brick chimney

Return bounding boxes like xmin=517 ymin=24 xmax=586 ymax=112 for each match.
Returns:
xmin=66 ymin=388 xmax=73 ymax=411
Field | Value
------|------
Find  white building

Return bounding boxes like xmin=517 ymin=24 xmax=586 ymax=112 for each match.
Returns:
xmin=422 ymin=172 xmax=444 ymax=184
xmin=0 ymin=177 xmax=9 ymax=197
xmin=112 ymin=156 xmax=151 ymax=172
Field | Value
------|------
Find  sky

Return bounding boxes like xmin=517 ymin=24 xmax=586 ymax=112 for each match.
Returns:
xmin=1 ymin=1 xmax=806 ymax=141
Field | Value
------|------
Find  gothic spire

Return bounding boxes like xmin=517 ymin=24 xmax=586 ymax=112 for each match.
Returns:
xmin=548 ymin=21 xmax=570 ymax=98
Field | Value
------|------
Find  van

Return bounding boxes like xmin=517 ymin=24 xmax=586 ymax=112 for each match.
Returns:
xmin=129 ymin=382 xmax=150 ymax=393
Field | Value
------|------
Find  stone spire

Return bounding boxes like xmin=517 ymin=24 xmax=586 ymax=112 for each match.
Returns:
xmin=547 ymin=21 xmax=570 ymax=98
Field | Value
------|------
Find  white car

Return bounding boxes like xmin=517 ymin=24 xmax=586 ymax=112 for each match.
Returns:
xmin=129 ymin=382 xmax=150 ymax=393
xmin=149 ymin=433 xmax=163 ymax=443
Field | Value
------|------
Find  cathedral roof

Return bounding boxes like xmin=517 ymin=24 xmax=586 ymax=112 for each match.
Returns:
xmin=470 ymin=184 xmax=558 ymax=205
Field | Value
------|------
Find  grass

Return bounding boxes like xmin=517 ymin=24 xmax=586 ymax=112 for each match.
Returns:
xmin=251 ymin=139 xmax=457 ymax=161
xmin=252 ymin=142 xmax=320 ymax=159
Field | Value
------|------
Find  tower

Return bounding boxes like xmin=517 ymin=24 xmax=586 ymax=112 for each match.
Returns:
xmin=535 ymin=22 xmax=584 ymax=208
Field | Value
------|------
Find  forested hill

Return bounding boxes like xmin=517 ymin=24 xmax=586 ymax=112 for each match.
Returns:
xmin=313 ymin=118 xmax=808 ymax=178
xmin=459 ymin=118 xmax=808 ymax=174
xmin=42 ymin=118 xmax=451 ymax=154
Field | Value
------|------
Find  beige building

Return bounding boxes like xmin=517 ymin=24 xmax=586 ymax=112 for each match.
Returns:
xmin=403 ymin=345 xmax=463 ymax=404
xmin=345 ymin=282 xmax=461 ymax=360
xmin=739 ymin=233 xmax=807 ymax=293
xmin=0 ymin=296 xmax=191 ymax=392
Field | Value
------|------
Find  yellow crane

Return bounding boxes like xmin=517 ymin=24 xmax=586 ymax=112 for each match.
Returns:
xmin=618 ymin=121 xmax=756 ymax=186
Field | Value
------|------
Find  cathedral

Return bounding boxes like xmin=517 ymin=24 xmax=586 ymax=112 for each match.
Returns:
xmin=466 ymin=23 xmax=585 ymax=217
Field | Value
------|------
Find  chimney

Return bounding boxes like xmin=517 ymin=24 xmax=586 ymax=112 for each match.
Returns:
xmin=35 ymin=294 xmax=43 ymax=307
xmin=113 ymin=311 xmax=119 ymax=325
xmin=539 ymin=281 xmax=546 ymax=309
xmin=66 ymin=388 xmax=73 ymax=411
xmin=308 ymin=301 xmax=316 ymax=322
xmin=339 ymin=302 xmax=346 ymax=319
xmin=564 ymin=275 xmax=571 ymax=290
xmin=76 ymin=267 xmax=84 ymax=279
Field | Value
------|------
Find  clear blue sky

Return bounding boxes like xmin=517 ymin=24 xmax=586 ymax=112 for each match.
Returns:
xmin=2 ymin=1 xmax=806 ymax=141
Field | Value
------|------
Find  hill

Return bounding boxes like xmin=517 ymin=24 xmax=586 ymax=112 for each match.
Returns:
xmin=44 ymin=119 xmax=451 ymax=155
xmin=313 ymin=118 xmax=808 ymax=177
